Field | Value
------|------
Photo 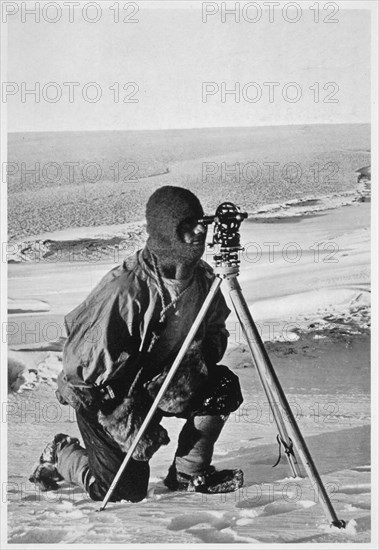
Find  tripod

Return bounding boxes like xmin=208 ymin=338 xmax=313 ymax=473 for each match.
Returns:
xmin=99 ymin=203 xmax=345 ymax=528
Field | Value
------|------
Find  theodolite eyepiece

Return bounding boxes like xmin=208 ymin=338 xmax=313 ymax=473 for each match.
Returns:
xmin=198 ymin=204 xmax=248 ymax=227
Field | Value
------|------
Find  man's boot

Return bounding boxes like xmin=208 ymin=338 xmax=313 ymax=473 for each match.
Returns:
xmin=164 ymin=415 xmax=243 ymax=493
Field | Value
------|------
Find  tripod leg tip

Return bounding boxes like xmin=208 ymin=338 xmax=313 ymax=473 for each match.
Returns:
xmin=331 ymin=519 xmax=346 ymax=529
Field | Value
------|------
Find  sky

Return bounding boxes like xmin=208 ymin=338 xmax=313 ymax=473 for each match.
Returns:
xmin=4 ymin=1 xmax=372 ymax=132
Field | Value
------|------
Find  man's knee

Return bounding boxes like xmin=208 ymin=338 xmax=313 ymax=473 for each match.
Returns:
xmin=76 ymin=410 xmax=150 ymax=502
xmin=86 ymin=459 xmax=150 ymax=503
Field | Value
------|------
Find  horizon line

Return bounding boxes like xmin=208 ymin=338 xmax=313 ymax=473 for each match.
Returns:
xmin=8 ymin=121 xmax=371 ymax=134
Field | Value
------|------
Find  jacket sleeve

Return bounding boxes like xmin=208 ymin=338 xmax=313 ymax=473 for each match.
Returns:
xmin=202 ymin=287 xmax=230 ymax=365
xmin=62 ymin=269 xmax=143 ymax=388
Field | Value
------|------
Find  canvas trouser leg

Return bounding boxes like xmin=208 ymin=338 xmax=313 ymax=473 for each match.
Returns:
xmin=172 ymin=364 xmax=243 ymax=476
xmin=174 ymin=414 xmax=226 ymax=475
xmin=55 ymin=410 xmax=150 ymax=502
xmin=56 ymin=439 xmax=91 ymax=490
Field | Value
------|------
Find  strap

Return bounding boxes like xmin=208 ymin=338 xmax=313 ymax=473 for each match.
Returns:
xmin=272 ymin=434 xmax=295 ymax=468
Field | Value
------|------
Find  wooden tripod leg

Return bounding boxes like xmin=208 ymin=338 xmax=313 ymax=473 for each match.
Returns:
xmin=225 ymin=276 xmax=345 ymax=528
xmin=232 ymin=300 xmax=302 ymax=478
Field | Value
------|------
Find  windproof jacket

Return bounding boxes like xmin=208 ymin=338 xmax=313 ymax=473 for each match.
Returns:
xmin=58 ymin=249 xmax=230 ymax=398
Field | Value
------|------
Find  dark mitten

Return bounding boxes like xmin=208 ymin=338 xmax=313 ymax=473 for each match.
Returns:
xmin=144 ymin=341 xmax=208 ymax=415
xmin=195 ymin=364 xmax=243 ymax=416
xmin=97 ymin=395 xmax=169 ymax=461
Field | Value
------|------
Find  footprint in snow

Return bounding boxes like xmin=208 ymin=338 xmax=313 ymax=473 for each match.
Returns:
xmin=168 ymin=511 xmax=230 ymax=531
xmin=167 ymin=512 xmax=259 ymax=544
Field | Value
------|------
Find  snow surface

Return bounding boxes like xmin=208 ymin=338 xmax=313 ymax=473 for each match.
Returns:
xmin=5 ymin=200 xmax=373 ymax=545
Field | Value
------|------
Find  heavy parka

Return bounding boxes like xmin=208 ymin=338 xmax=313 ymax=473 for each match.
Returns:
xmin=57 ymin=249 xmax=230 ymax=409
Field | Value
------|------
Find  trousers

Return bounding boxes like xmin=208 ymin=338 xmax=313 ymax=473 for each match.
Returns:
xmin=56 ymin=364 xmax=242 ymax=502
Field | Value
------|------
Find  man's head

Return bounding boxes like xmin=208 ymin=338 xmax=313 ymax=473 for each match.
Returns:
xmin=145 ymin=186 xmax=207 ymax=275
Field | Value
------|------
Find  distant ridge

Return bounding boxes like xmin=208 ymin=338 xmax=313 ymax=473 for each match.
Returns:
xmin=9 ymin=121 xmax=370 ymax=136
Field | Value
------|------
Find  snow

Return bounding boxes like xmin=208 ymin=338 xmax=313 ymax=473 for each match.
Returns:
xmin=4 ymin=200 xmax=374 ymax=545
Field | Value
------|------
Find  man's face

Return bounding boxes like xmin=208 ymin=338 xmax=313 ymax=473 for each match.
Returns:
xmin=178 ymin=217 xmax=207 ymax=246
